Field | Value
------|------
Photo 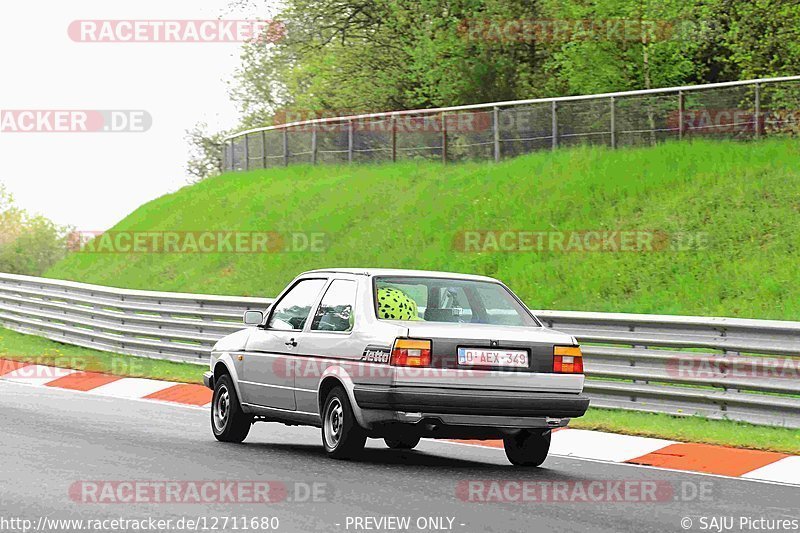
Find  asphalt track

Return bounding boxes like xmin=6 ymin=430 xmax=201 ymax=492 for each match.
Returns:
xmin=1 ymin=379 xmax=798 ymax=533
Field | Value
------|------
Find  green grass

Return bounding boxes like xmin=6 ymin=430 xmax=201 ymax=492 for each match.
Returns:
xmin=0 ymin=327 xmax=204 ymax=384
xmin=47 ymin=138 xmax=800 ymax=320
xmin=573 ymin=408 xmax=800 ymax=455
xmin=0 ymin=326 xmax=797 ymax=454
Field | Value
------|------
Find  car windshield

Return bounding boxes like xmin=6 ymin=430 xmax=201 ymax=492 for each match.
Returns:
xmin=374 ymin=276 xmax=539 ymax=327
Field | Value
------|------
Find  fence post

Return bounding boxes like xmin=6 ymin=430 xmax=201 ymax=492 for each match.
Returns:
xmin=261 ymin=130 xmax=267 ymax=169
xmin=282 ymin=128 xmax=289 ymax=167
xmin=347 ymin=119 xmax=354 ymax=163
xmin=244 ymin=133 xmax=250 ymax=170
xmin=493 ymin=106 xmax=501 ymax=162
xmin=551 ymin=101 xmax=558 ymax=150
xmin=391 ymin=115 xmax=397 ymax=162
xmin=610 ymin=97 xmax=617 ymax=149
xmin=678 ymin=90 xmax=685 ymax=140
xmin=311 ymin=124 xmax=318 ymax=165
xmin=441 ymin=112 xmax=448 ymax=163
xmin=754 ymin=82 xmax=762 ymax=140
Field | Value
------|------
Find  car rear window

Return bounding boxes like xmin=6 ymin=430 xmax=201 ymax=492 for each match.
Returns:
xmin=374 ymin=276 xmax=539 ymax=327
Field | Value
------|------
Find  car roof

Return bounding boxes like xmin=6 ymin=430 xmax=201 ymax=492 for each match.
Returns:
xmin=299 ymin=268 xmax=501 ymax=283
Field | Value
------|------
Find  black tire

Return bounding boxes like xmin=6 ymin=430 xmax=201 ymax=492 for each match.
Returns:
xmin=503 ymin=430 xmax=551 ymax=467
xmin=321 ymin=386 xmax=366 ymax=459
xmin=384 ymin=436 xmax=420 ymax=450
xmin=211 ymin=374 xmax=253 ymax=443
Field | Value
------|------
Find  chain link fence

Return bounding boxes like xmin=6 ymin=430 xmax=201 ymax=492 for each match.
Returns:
xmin=222 ymin=76 xmax=800 ymax=171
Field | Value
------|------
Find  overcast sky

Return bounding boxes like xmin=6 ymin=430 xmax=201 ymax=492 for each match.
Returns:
xmin=0 ymin=0 xmax=276 ymax=231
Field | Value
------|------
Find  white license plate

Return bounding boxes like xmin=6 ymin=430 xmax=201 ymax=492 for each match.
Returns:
xmin=457 ymin=348 xmax=529 ymax=368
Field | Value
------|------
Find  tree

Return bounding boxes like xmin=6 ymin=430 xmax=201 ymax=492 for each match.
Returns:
xmin=0 ymin=184 xmax=70 ymax=275
xmin=222 ymin=0 xmax=800 ymax=134
xmin=186 ymin=123 xmax=227 ymax=182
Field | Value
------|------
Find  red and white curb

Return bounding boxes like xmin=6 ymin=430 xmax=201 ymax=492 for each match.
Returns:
xmin=2 ymin=358 xmax=798 ymax=486
xmin=0 ymin=359 xmax=212 ymax=407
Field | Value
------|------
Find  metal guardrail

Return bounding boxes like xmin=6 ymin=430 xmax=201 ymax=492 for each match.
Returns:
xmin=0 ymin=273 xmax=271 ymax=365
xmin=0 ymin=273 xmax=798 ymax=428
xmin=222 ymin=75 xmax=800 ymax=170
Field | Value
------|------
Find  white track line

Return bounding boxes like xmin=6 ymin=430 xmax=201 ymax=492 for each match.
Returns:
xmin=742 ymin=456 xmax=800 ymax=485
xmin=87 ymin=377 xmax=177 ymax=399
xmin=2 ymin=365 xmax=76 ymax=386
xmin=436 ymin=439 xmax=800 ymax=488
xmin=550 ymin=428 xmax=677 ymax=462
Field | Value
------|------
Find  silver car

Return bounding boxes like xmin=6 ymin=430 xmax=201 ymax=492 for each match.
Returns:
xmin=203 ymin=268 xmax=589 ymax=466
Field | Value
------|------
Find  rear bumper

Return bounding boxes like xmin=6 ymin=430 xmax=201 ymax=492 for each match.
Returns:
xmin=352 ymin=385 xmax=589 ymax=419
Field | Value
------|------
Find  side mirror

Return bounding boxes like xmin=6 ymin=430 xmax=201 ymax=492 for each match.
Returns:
xmin=243 ymin=310 xmax=264 ymax=326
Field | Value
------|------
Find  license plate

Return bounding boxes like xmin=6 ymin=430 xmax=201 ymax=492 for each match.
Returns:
xmin=457 ymin=347 xmax=529 ymax=368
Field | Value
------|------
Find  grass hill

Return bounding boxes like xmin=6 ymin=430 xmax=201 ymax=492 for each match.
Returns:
xmin=47 ymin=139 xmax=800 ymax=320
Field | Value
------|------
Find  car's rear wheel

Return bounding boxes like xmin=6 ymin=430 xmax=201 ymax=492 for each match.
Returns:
xmin=211 ymin=374 xmax=252 ymax=443
xmin=384 ymin=436 xmax=420 ymax=450
xmin=322 ymin=386 xmax=366 ymax=459
xmin=503 ymin=430 xmax=551 ymax=466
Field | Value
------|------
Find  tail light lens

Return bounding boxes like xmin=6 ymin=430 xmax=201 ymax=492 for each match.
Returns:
xmin=391 ymin=339 xmax=431 ymax=367
xmin=554 ymin=346 xmax=583 ymax=373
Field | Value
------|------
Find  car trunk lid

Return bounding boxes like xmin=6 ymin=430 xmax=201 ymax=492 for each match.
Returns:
xmin=399 ymin=322 xmax=576 ymax=373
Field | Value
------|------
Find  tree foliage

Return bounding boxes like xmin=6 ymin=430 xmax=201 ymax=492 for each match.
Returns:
xmin=0 ymin=185 xmax=70 ymax=275
xmin=219 ymin=0 xmax=800 ymax=140
xmin=185 ymin=123 xmax=227 ymax=182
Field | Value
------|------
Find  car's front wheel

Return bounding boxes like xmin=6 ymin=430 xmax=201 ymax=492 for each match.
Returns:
xmin=211 ymin=374 xmax=253 ymax=443
xmin=384 ymin=436 xmax=420 ymax=450
xmin=503 ymin=429 xmax=551 ymax=466
xmin=322 ymin=386 xmax=366 ymax=459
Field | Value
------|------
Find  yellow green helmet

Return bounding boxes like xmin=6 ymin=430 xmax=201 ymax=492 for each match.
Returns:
xmin=377 ymin=287 xmax=419 ymax=320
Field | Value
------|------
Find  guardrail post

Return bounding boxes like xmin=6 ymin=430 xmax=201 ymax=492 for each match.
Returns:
xmin=282 ymin=128 xmax=289 ymax=167
xmin=551 ymin=101 xmax=558 ymax=150
xmin=493 ymin=106 xmax=501 ymax=162
xmin=311 ymin=124 xmax=318 ymax=165
xmin=610 ymin=96 xmax=617 ymax=149
xmin=243 ymin=134 xmax=250 ymax=171
xmin=678 ymin=90 xmax=685 ymax=140
xmin=441 ymin=112 xmax=448 ymax=163
xmin=348 ymin=119 xmax=354 ymax=163
xmin=261 ymin=130 xmax=268 ymax=169
xmin=754 ymin=82 xmax=762 ymax=140
xmin=391 ymin=115 xmax=397 ymax=162
xmin=389 ymin=115 xmax=397 ymax=162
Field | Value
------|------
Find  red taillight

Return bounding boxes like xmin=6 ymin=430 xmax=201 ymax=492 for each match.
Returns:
xmin=554 ymin=346 xmax=583 ymax=373
xmin=390 ymin=339 xmax=431 ymax=367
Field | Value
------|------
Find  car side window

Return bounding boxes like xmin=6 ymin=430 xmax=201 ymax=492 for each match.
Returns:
xmin=267 ymin=279 xmax=327 ymax=331
xmin=310 ymin=279 xmax=356 ymax=332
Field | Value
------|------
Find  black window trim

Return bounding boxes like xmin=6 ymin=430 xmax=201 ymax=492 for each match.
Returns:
xmin=306 ymin=278 xmax=358 ymax=335
xmin=264 ymin=276 xmax=330 ymax=332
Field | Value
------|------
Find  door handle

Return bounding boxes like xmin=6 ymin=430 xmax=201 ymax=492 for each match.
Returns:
xmin=285 ymin=339 xmax=298 ymax=347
